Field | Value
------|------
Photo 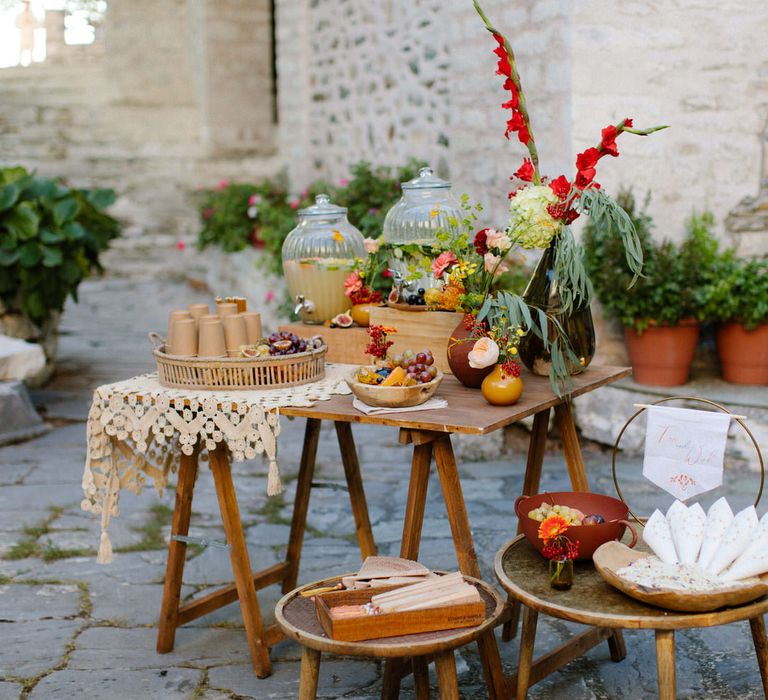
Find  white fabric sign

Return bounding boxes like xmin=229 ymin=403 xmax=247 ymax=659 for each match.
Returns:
xmin=642 ymin=406 xmax=730 ymax=501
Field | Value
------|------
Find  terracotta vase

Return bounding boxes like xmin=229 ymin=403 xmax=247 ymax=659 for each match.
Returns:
xmin=518 ymin=242 xmax=595 ymax=376
xmin=624 ymin=320 xmax=700 ymax=386
xmin=481 ymin=364 xmax=524 ymax=406
xmin=717 ymin=321 xmax=768 ymax=385
xmin=351 ymin=304 xmax=375 ymax=327
xmin=446 ymin=317 xmax=492 ymax=388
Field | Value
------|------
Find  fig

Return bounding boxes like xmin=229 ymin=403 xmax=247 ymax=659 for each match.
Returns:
xmin=582 ymin=513 xmax=605 ymax=526
xmin=388 ymin=288 xmax=400 ymax=304
xmin=332 ymin=312 xmax=353 ymax=328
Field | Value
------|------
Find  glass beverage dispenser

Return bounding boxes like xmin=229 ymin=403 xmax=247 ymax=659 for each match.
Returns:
xmin=382 ymin=167 xmax=464 ymax=301
xmin=282 ymin=194 xmax=366 ymax=324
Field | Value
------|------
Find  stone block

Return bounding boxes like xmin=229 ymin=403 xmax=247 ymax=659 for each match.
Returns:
xmin=0 ymin=381 xmax=48 ymax=447
xmin=0 ymin=584 xmax=81 ymax=621
xmin=0 ymin=619 xmax=82 ymax=678
xmin=0 ymin=336 xmax=45 ymax=381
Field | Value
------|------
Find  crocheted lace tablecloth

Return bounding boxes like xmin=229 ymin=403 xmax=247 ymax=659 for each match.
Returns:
xmin=82 ymin=363 xmax=352 ymax=563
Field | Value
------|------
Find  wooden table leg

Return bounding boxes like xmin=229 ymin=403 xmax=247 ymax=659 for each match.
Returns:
xmin=607 ymin=628 xmax=627 ymax=661
xmin=749 ymin=615 xmax=768 ymax=697
xmin=433 ymin=434 xmax=506 ymax=700
xmin=400 ymin=441 xmax=433 ymax=560
xmin=553 ymin=401 xmax=589 ymax=492
xmin=413 ymin=656 xmax=431 ymax=700
xmin=516 ymin=606 xmax=538 ymax=700
xmin=298 ymin=647 xmax=321 ymax=700
xmin=382 ymin=441 xmax=433 ymax=698
xmin=504 ymin=408 xmax=550 ymax=642
xmin=335 ymin=421 xmax=377 ymax=559
xmin=655 ymin=629 xmax=676 ymax=700
xmin=435 ymin=651 xmax=460 ymax=700
xmin=210 ymin=443 xmax=272 ymax=678
xmin=157 ymin=447 xmax=199 ymax=654
xmin=283 ymin=418 xmax=321 ymax=594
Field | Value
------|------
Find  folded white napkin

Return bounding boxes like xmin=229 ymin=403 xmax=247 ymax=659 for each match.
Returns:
xmin=707 ymin=505 xmax=759 ymax=575
xmin=675 ymin=502 xmax=707 ymax=565
xmin=721 ymin=517 xmax=768 ymax=581
xmin=697 ymin=497 xmax=734 ymax=570
xmin=643 ymin=509 xmax=679 ymax=565
xmin=352 ymin=397 xmax=448 ymax=416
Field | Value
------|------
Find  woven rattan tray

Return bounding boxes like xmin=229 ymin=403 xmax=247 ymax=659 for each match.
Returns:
xmin=149 ymin=333 xmax=327 ymax=390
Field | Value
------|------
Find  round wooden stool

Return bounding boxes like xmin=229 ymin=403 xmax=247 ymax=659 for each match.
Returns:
xmin=276 ymin=574 xmax=504 ymax=699
xmin=495 ymin=535 xmax=768 ymax=700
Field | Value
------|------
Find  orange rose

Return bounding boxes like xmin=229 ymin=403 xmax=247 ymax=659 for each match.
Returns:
xmin=467 ymin=337 xmax=499 ymax=369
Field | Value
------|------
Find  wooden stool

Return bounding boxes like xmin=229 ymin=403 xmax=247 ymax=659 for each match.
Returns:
xmin=496 ymin=535 xmax=768 ymax=699
xmin=276 ymin=574 xmax=505 ymax=699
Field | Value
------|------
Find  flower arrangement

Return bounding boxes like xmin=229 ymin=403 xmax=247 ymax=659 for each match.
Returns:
xmin=467 ymin=0 xmax=668 ymax=391
xmin=365 ymin=324 xmax=396 ymax=361
xmin=538 ymin=514 xmax=580 ymax=589
xmin=344 ymin=237 xmax=385 ymax=306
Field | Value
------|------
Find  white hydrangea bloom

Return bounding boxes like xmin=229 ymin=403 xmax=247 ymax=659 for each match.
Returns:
xmin=508 ymin=185 xmax=562 ymax=250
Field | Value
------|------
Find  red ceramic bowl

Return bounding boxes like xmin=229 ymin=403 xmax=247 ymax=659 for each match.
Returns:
xmin=514 ymin=491 xmax=637 ymax=561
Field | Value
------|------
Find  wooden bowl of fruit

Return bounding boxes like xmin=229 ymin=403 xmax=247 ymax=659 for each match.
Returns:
xmin=346 ymin=349 xmax=443 ymax=408
xmin=515 ymin=491 xmax=638 ymax=561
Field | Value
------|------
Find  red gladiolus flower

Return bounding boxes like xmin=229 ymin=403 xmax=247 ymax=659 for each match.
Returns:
xmin=549 ymin=175 xmax=571 ymax=199
xmin=600 ymin=125 xmax=619 ymax=157
xmin=474 ymin=229 xmax=489 ymax=256
xmin=501 ymin=95 xmax=519 ymax=111
xmin=624 ymin=118 xmax=633 ymax=128
xmin=576 ymin=147 xmax=599 ymax=172
xmin=492 ymin=34 xmax=512 ymax=77
xmin=513 ymin=158 xmax=534 ymax=182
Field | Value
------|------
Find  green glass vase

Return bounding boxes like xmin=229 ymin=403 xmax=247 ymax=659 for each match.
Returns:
xmin=518 ymin=242 xmax=595 ymax=376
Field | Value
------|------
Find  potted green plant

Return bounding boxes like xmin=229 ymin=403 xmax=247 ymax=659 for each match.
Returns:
xmin=584 ymin=192 xmax=719 ymax=386
xmin=700 ymin=254 xmax=768 ymax=384
xmin=0 ymin=166 xmax=119 ymax=379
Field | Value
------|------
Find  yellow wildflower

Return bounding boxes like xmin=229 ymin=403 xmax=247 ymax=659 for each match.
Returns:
xmin=332 ymin=230 xmax=344 ymax=243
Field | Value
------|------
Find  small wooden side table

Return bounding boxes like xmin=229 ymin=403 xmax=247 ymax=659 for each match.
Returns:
xmin=495 ymin=535 xmax=768 ymax=700
xmin=275 ymin=574 xmax=504 ymax=699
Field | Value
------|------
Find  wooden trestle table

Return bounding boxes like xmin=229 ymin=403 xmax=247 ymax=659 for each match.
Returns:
xmin=156 ymin=365 xmax=630 ymax=697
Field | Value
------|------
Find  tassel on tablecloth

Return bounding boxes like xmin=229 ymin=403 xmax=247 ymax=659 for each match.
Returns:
xmin=96 ymin=531 xmax=113 ymax=564
xmin=267 ymin=460 xmax=282 ymax=496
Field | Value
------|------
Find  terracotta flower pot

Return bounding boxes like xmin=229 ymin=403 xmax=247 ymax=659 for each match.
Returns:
xmin=624 ymin=320 xmax=700 ymax=386
xmin=717 ymin=321 xmax=768 ymax=385
xmin=446 ymin=317 xmax=493 ymax=388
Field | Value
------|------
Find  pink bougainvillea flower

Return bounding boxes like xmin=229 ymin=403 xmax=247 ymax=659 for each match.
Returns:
xmin=248 ymin=193 xmax=262 ymax=206
xmin=289 ymin=198 xmax=301 ymax=209
xmin=265 ymin=290 xmax=276 ymax=303
xmin=202 ymin=207 xmax=215 ymax=220
xmin=431 ymin=251 xmax=458 ymax=278
xmin=216 ymin=179 xmax=230 ymax=191
xmin=176 ymin=241 xmax=186 ymax=252
xmin=338 ymin=178 xmax=349 ymax=187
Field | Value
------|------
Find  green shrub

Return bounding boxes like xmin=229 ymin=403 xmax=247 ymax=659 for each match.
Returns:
xmin=583 ymin=189 xmax=720 ymax=332
xmin=195 ymin=160 xmax=426 ymax=277
xmin=0 ymin=166 xmax=119 ymax=324
xmin=698 ymin=254 xmax=768 ymax=330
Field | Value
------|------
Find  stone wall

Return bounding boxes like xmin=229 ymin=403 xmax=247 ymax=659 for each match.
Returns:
xmin=277 ymin=0 xmax=768 ymax=239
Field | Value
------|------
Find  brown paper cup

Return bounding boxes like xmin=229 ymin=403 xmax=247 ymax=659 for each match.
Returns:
xmin=216 ymin=302 xmax=238 ymax=318
xmin=188 ymin=303 xmax=210 ymax=321
xmin=234 ymin=297 xmax=247 ymax=313
xmin=172 ymin=318 xmax=198 ymax=356
xmin=198 ymin=318 xmax=226 ymax=357
xmin=167 ymin=309 xmax=193 ymax=354
xmin=223 ymin=314 xmax=248 ymax=355
xmin=242 ymin=312 xmax=263 ymax=344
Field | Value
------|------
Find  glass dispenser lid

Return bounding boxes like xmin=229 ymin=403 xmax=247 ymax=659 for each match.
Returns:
xmin=298 ymin=193 xmax=347 ymax=218
xmin=401 ymin=167 xmax=451 ymax=191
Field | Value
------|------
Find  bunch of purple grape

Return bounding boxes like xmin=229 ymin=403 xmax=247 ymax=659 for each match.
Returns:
xmin=391 ymin=349 xmax=438 ymax=384
xmin=268 ymin=331 xmax=307 ymax=355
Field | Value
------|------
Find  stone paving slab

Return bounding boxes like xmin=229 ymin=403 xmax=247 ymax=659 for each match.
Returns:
xmin=0 ymin=682 xmax=21 ymax=700
xmin=0 ymin=584 xmax=81 ymax=621
xmin=0 ymin=619 xmax=82 ymax=678
xmin=28 ymin=667 xmax=202 ymax=700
